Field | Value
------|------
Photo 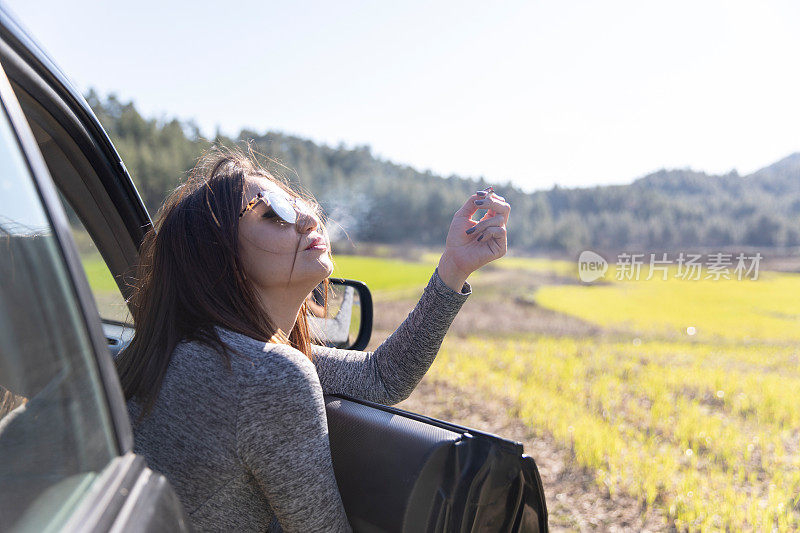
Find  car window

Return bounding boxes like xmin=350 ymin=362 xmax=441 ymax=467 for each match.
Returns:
xmin=0 ymin=104 xmax=117 ymax=531
xmin=58 ymin=198 xmax=130 ymax=323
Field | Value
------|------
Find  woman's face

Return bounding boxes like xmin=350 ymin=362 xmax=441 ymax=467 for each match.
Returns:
xmin=237 ymin=176 xmax=333 ymax=292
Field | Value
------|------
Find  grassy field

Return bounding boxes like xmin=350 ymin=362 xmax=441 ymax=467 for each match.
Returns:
xmin=79 ymin=252 xmax=130 ymax=322
xmin=536 ymin=267 xmax=800 ymax=344
xmin=332 ymin=254 xmax=438 ymax=295
xmin=425 ymin=257 xmax=800 ymax=531
xmin=81 ymin=250 xmax=800 ymax=530
xmin=336 ymin=253 xmax=800 ymax=529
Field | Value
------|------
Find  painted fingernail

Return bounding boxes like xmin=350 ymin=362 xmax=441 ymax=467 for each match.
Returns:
xmin=465 ymin=227 xmax=476 ymax=235
xmin=474 ymin=200 xmax=485 ymax=205
xmin=476 ymin=190 xmax=487 ymax=196
xmin=477 ymin=234 xmax=484 ymax=241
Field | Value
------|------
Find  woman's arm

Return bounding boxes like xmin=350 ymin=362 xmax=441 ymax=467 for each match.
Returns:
xmin=236 ymin=344 xmax=352 ymax=532
xmin=313 ymin=188 xmax=511 ymax=405
xmin=312 ymin=268 xmax=469 ymax=405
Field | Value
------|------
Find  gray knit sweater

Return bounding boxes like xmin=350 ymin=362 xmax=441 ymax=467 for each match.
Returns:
xmin=127 ymin=270 xmax=470 ymax=532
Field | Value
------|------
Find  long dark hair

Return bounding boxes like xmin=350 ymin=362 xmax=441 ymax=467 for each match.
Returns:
xmin=116 ymin=147 xmax=327 ymax=414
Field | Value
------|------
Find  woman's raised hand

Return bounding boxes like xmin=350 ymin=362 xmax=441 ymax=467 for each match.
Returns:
xmin=437 ymin=188 xmax=510 ymax=292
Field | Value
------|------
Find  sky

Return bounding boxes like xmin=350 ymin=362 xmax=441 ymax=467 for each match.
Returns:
xmin=3 ymin=0 xmax=799 ymax=192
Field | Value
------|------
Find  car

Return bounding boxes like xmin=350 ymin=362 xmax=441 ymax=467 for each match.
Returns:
xmin=0 ymin=6 xmax=548 ymax=532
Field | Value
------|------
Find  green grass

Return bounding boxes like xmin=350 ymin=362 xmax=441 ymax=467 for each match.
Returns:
xmin=535 ymin=267 xmax=800 ymax=343
xmin=79 ymin=253 xmax=129 ymax=321
xmin=424 ymin=258 xmax=800 ymax=530
xmin=332 ymin=254 xmax=438 ymax=293
xmin=80 ymin=253 xmax=120 ymax=293
xmin=430 ymin=333 xmax=800 ymax=531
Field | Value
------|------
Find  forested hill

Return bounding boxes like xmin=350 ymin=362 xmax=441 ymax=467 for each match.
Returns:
xmin=86 ymin=91 xmax=800 ymax=254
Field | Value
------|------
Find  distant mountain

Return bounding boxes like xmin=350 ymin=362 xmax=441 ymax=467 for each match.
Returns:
xmin=631 ymin=154 xmax=800 ymax=200
xmin=87 ymin=91 xmax=800 ymax=254
xmin=746 ymin=153 xmax=800 ymax=195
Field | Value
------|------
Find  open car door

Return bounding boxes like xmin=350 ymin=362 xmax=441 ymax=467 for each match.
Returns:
xmin=326 ymin=394 xmax=547 ymax=532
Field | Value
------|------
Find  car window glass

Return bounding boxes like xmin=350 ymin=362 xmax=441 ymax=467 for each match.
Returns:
xmin=0 ymin=106 xmax=116 ymax=532
xmin=58 ymin=198 xmax=130 ymax=323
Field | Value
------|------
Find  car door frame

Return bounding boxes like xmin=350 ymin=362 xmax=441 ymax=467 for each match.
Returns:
xmin=0 ymin=5 xmax=151 ymax=288
xmin=0 ymin=5 xmax=148 ymax=453
xmin=0 ymin=12 xmax=189 ymax=533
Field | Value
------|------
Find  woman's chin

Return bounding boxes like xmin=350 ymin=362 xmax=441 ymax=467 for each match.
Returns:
xmin=317 ymin=252 xmax=334 ymax=276
xmin=303 ymin=259 xmax=333 ymax=285
xmin=321 ymin=261 xmax=334 ymax=279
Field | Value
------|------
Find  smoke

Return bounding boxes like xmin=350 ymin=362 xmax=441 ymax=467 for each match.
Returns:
xmin=321 ymin=191 xmax=374 ymax=244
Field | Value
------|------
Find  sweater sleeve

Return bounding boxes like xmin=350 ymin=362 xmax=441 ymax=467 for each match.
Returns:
xmin=311 ymin=268 xmax=470 ymax=405
xmin=236 ymin=344 xmax=352 ymax=533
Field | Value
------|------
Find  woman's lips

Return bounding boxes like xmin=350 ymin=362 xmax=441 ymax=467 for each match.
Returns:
xmin=305 ymin=237 xmax=327 ymax=251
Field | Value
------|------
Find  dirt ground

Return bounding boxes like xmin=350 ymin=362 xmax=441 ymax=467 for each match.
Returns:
xmin=369 ymin=268 xmax=605 ymax=341
xmin=368 ymin=267 xmax=671 ymax=532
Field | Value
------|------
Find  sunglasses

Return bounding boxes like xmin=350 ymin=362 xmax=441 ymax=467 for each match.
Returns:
xmin=239 ymin=190 xmax=311 ymax=224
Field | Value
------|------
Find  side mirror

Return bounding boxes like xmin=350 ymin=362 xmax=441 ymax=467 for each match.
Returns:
xmin=307 ymin=278 xmax=373 ymax=351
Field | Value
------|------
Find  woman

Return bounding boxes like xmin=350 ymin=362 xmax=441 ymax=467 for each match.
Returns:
xmin=116 ymin=148 xmax=510 ymax=532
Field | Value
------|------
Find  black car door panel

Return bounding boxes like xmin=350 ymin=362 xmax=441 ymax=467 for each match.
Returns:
xmin=326 ymin=395 xmax=548 ymax=532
